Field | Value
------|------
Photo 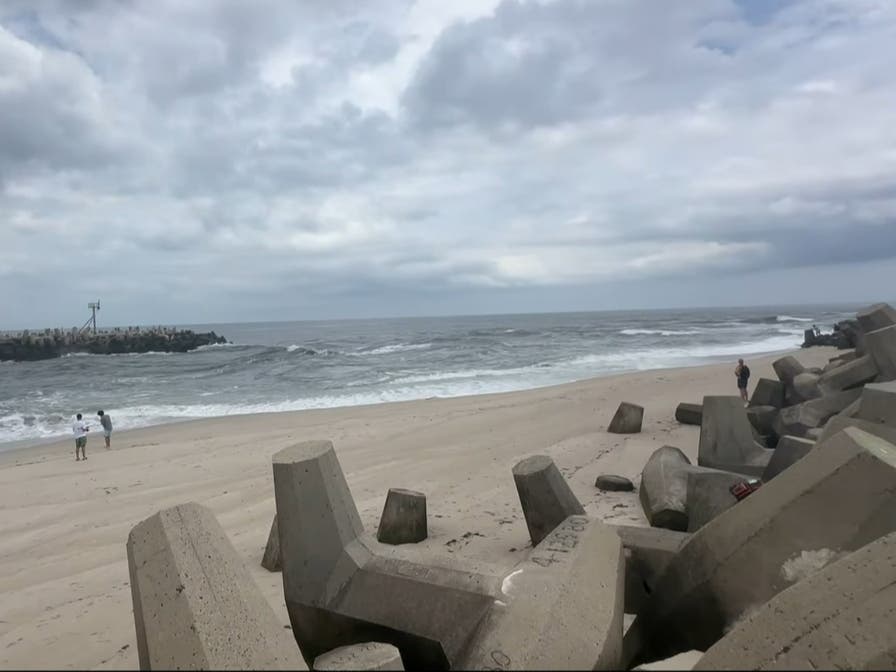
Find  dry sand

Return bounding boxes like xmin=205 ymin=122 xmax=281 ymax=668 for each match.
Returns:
xmin=0 ymin=347 xmax=836 ymax=670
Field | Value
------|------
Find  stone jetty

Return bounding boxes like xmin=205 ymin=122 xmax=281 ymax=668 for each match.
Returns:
xmin=0 ymin=326 xmax=227 ymax=361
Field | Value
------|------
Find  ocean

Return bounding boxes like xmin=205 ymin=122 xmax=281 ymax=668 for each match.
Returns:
xmin=0 ymin=304 xmax=858 ymax=449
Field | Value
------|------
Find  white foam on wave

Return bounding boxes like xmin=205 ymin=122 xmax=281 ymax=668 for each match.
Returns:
xmin=777 ymin=315 xmax=814 ymax=322
xmin=565 ymin=332 xmax=801 ymax=373
xmin=357 ymin=343 xmax=433 ymax=356
xmin=0 ymin=327 xmax=805 ymax=447
xmin=619 ymin=328 xmax=703 ymax=336
xmin=192 ymin=342 xmax=239 ymax=351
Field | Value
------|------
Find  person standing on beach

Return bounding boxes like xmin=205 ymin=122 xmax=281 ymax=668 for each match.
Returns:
xmin=97 ymin=410 xmax=112 ymax=449
xmin=735 ymin=358 xmax=750 ymax=404
xmin=72 ymin=413 xmax=89 ymax=461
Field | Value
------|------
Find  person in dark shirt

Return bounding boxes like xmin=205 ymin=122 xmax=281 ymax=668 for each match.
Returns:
xmin=735 ymin=359 xmax=751 ymax=405
xmin=97 ymin=410 xmax=113 ymax=449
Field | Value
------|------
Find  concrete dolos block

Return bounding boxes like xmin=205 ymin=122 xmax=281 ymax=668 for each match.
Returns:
xmin=748 ymin=378 xmax=785 ymax=409
xmin=817 ymin=354 xmax=879 ymax=394
xmin=761 ymin=436 xmax=815 ymax=481
xmin=262 ymin=514 xmax=281 ymax=572
xmin=608 ymin=401 xmax=644 ymax=434
xmin=459 ymin=516 xmax=625 ymax=670
xmin=674 ymin=402 xmax=702 ymax=426
xmin=273 ymin=440 xmax=499 ymax=670
xmin=695 ymin=531 xmax=896 ymax=670
xmin=623 ymin=427 xmax=896 ymax=667
xmin=865 ymin=324 xmax=896 ymax=381
xmin=512 ymin=455 xmax=585 ymax=547
xmin=376 ymin=489 xmax=427 ymax=545
xmin=698 ymin=396 xmax=772 ymax=477
xmin=126 ymin=502 xmax=303 ymax=671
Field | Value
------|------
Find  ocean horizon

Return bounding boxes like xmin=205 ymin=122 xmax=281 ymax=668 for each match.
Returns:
xmin=0 ymin=303 xmax=861 ymax=450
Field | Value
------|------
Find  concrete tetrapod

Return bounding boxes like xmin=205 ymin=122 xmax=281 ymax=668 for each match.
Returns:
xmin=608 ymin=402 xmax=644 ymax=433
xmin=684 ymin=470 xmax=744 ymax=533
xmin=261 ymin=514 xmax=281 ymax=572
xmin=459 ymin=516 xmax=625 ymax=671
xmin=772 ymin=388 xmax=862 ymax=438
xmin=638 ymin=445 xmax=748 ymax=532
xmin=674 ymin=402 xmax=702 ymax=426
xmin=695 ymin=531 xmax=896 ymax=670
xmin=856 ymin=381 xmax=896 ymax=426
xmin=697 ymin=396 xmax=773 ymax=477
xmin=623 ymin=427 xmax=896 ymax=668
xmin=611 ymin=525 xmax=690 ymax=615
xmin=745 ymin=405 xmax=777 ymax=437
xmin=817 ymin=354 xmax=879 ymax=394
xmin=512 ymin=455 xmax=585 ymax=546
xmin=748 ymin=378 xmax=785 ymax=409
xmin=273 ymin=441 xmax=501 ymax=670
xmin=817 ymin=414 xmax=896 ymax=445
xmin=126 ymin=502 xmax=304 ymax=671
xmin=761 ymin=436 xmax=815 ymax=481
xmin=772 ymin=356 xmax=805 ymax=386
xmin=864 ymin=324 xmax=896 ymax=381
xmin=856 ymin=302 xmax=896 ymax=334
xmin=377 ymin=489 xmax=427 ymax=545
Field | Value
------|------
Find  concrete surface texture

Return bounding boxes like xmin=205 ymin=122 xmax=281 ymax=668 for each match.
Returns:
xmin=459 ymin=516 xmax=624 ymax=671
xmin=126 ymin=502 xmax=304 ymax=670
xmin=623 ymin=427 xmax=896 ymax=668
xmin=761 ymin=436 xmax=815 ymax=481
xmin=261 ymin=514 xmax=281 ymax=572
xmin=695 ymin=531 xmax=896 ymax=670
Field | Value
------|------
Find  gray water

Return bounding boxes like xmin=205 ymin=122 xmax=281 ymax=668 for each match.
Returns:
xmin=0 ymin=304 xmax=857 ymax=449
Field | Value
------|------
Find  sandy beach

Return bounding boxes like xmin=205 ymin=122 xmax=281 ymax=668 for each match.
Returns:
xmin=0 ymin=347 xmax=836 ymax=670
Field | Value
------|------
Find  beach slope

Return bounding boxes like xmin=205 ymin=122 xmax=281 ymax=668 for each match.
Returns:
xmin=0 ymin=347 xmax=835 ymax=670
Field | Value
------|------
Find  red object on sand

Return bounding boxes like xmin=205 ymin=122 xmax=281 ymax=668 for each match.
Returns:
xmin=730 ymin=478 xmax=762 ymax=501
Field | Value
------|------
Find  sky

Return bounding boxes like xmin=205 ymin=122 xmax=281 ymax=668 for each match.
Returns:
xmin=1 ymin=0 xmax=895 ymax=329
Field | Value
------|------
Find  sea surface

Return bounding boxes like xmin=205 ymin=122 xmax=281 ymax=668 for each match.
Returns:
xmin=0 ymin=304 xmax=858 ymax=449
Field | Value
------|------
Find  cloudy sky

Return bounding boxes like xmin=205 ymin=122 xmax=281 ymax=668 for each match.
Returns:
xmin=1 ymin=0 xmax=895 ymax=329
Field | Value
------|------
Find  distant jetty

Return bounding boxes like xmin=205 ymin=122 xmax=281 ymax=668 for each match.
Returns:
xmin=0 ymin=326 xmax=228 ymax=362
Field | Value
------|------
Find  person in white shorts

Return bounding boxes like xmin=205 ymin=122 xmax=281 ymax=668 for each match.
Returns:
xmin=72 ymin=413 xmax=89 ymax=461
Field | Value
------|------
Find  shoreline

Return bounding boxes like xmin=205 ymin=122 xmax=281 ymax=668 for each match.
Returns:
xmin=0 ymin=344 xmax=815 ymax=459
xmin=0 ymin=346 xmax=838 ymax=670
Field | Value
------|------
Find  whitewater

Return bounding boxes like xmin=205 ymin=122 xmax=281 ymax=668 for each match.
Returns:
xmin=0 ymin=304 xmax=856 ymax=448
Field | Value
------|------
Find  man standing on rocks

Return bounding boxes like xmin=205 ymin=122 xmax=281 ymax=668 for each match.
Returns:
xmin=735 ymin=359 xmax=750 ymax=405
xmin=97 ymin=410 xmax=112 ymax=449
xmin=72 ymin=413 xmax=89 ymax=461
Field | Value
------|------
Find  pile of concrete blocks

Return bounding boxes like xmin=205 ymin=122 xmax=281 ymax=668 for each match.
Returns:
xmin=624 ymin=426 xmax=896 ymax=668
xmin=122 ymin=306 xmax=896 ymax=671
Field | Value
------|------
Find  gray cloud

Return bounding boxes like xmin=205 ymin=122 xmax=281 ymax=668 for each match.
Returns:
xmin=1 ymin=0 xmax=895 ymax=328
